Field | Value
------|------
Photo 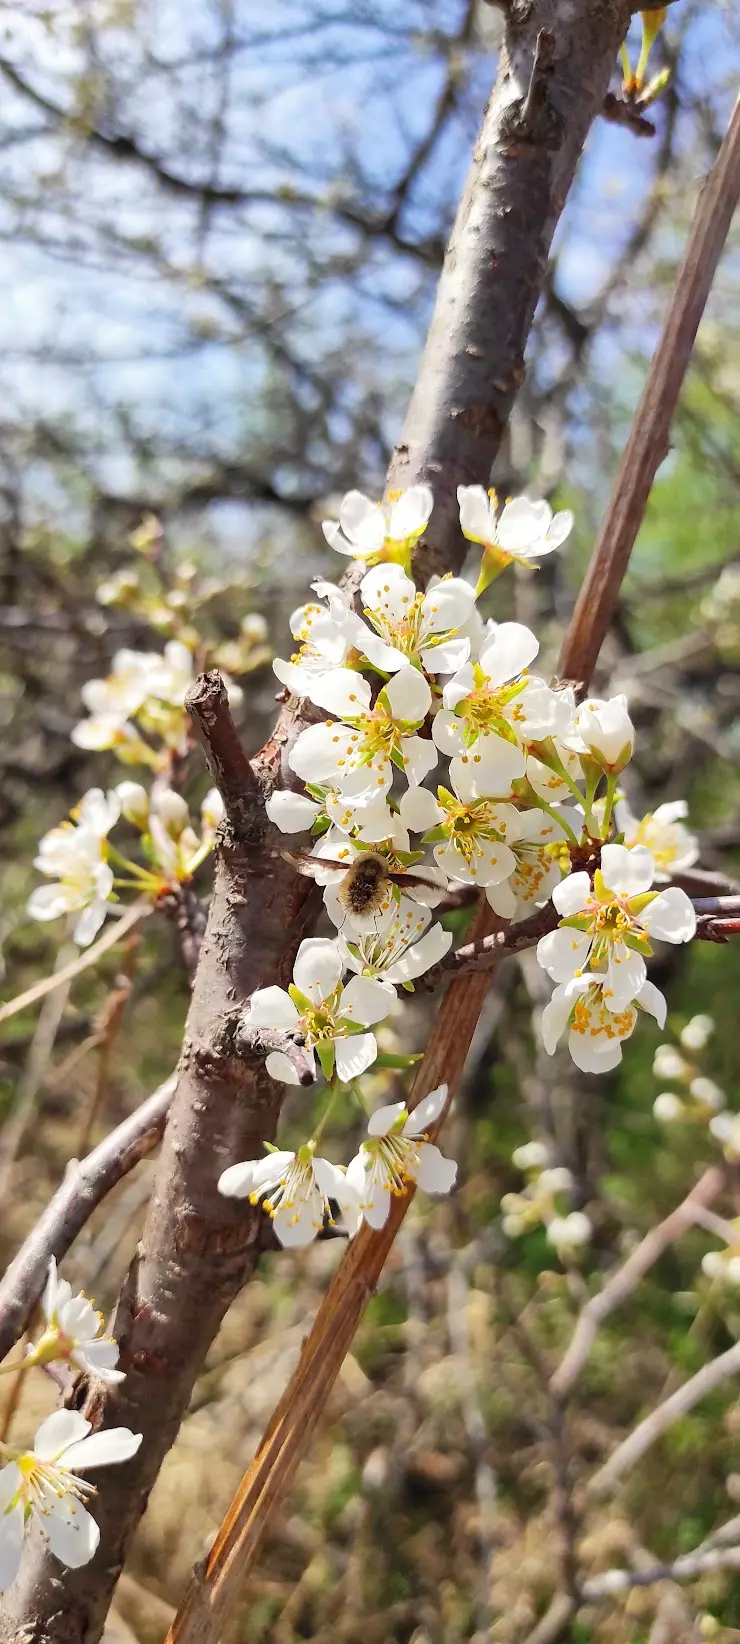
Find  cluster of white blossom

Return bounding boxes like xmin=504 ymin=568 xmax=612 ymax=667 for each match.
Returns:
xmin=652 ymin=1017 xmax=726 ymax=1127
xmin=0 ymin=1260 xmax=138 ymax=1586
xmin=219 ymin=481 xmax=699 ymax=1247
xmin=25 ymin=482 xmax=700 ymax=1256
xmin=501 ymin=1142 xmax=591 ymax=1263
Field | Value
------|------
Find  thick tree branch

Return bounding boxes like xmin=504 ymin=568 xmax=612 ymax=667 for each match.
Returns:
xmin=559 ymin=94 xmax=740 ymax=688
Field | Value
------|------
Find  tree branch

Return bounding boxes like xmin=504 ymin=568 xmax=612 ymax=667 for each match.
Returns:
xmin=558 ymin=94 xmax=740 ymax=688
xmin=0 ymin=1076 xmax=177 ymax=1366
xmin=550 ymin=1167 xmax=725 ymax=1402
xmin=589 ymin=1334 xmax=740 ymax=1498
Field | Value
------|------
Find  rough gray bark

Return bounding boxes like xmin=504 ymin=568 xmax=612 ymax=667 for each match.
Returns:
xmin=0 ymin=5 xmax=632 ymax=1639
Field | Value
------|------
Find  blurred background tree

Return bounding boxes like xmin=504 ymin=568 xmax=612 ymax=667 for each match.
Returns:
xmin=1 ymin=2 xmax=740 ymax=1640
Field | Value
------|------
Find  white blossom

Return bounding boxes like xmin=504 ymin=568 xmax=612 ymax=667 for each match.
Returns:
xmin=273 ymin=594 xmax=350 ymax=697
xmin=0 ymin=1411 xmax=141 ymax=1588
xmin=218 ymin=1143 xmax=360 ymax=1248
xmin=338 ymin=896 xmax=452 ymax=990
xmin=569 ymin=695 xmax=635 ymax=775
xmin=115 ymin=780 xmax=150 ymax=828
xmin=616 ymin=797 xmax=699 ymax=881
xmin=457 ymin=487 xmax=573 ymax=568
xmin=680 ymin=1014 xmax=714 ymax=1052
xmin=536 ymin=843 xmax=696 ymax=1008
xmin=28 ymin=789 xmax=120 ymax=946
xmin=329 ymin=563 xmax=475 ymax=675
xmin=322 ymin=485 xmax=433 ymax=561
xmin=244 ymin=937 xmax=392 ymax=1084
xmin=653 ymin=1044 xmax=689 ymax=1082
xmin=689 ymin=1076 xmax=725 ymax=1112
xmin=653 ymin=1092 xmax=686 ymax=1122
xmin=289 ymin=666 xmax=436 ymax=807
xmin=485 ymin=807 xmax=581 ymax=922
xmin=511 ymin=1141 xmax=551 ymax=1172
xmin=541 ymin=972 xmax=666 ymax=1073
xmin=400 ymin=762 xmax=518 ymax=888
xmin=546 ymin=1211 xmax=592 ymax=1255
xmin=710 ymin=1112 xmax=740 ymax=1161
xmin=346 ymin=1084 xmax=456 ymax=1229
xmin=24 ymin=1258 xmax=124 ymax=1383
xmin=432 ymin=622 xmax=567 ymax=793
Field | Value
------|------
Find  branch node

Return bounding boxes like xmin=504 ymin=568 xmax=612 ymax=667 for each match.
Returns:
xmin=185 ymin=671 xmax=266 ymax=847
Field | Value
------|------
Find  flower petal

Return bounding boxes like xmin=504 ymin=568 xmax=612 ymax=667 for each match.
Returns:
xmin=0 ymin=1494 xmax=23 ymax=1591
xmin=405 ymin=1083 xmax=448 ymax=1134
xmin=265 ymin=790 xmax=321 ymax=834
xmin=334 ymin=1032 xmax=377 ymax=1082
xmin=368 ymin=1100 xmax=406 ymax=1137
xmin=552 ymin=871 xmax=591 ymax=917
xmin=636 ymin=978 xmax=667 ymax=1028
xmin=307 ymin=668 xmax=372 ymax=719
xmin=265 ymin=1050 xmax=306 ymax=1084
xmin=293 ymin=937 xmax=343 ymax=1004
xmin=341 ymin=974 xmax=394 ymax=1026
xmin=640 ymin=887 xmax=696 ymax=943
xmin=43 ymin=1497 xmax=100 ymax=1570
xmin=245 ymin=986 xmax=299 ymax=1030
xmin=34 ymin=1410 xmax=91 ymax=1462
xmin=479 ymin=622 xmax=539 ymax=686
xmin=339 ymin=490 xmax=387 ymax=552
xmin=416 ymin=1142 xmax=457 ymax=1195
xmin=60 ymin=1428 xmax=142 ymax=1472
xmin=536 ymin=927 xmax=592 ymax=982
xmin=384 ymin=666 xmax=431 ymax=724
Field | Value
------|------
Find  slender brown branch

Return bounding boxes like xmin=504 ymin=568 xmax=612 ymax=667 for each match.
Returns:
xmin=559 ymin=94 xmax=740 ymax=688
xmin=185 ymin=670 xmax=266 ymax=842
xmin=0 ymin=1075 xmax=177 ymax=1366
xmin=551 ymin=1167 xmax=725 ymax=1402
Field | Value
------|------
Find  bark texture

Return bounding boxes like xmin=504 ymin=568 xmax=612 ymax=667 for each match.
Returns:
xmin=0 ymin=4 xmax=631 ymax=1639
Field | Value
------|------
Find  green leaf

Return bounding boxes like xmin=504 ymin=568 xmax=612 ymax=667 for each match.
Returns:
xmin=374 ymin=1051 xmax=423 ymax=1069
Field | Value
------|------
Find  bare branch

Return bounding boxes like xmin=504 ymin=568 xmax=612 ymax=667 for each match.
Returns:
xmin=551 ymin=1167 xmax=725 ymax=1402
xmin=0 ymin=901 xmax=151 ymax=1027
xmin=185 ymin=670 xmax=266 ymax=843
xmin=559 ymin=94 xmax=740 ymax=688
xmin=589 ymin=1334 xmax=740 ymax=1498
xmin=582 ymin=1543 xmax=740 ymax=1599
xmin=0 ymin=1075 xmax=176 ymax=1366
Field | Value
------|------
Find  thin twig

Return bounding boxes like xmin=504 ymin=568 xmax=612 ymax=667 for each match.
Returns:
xmin=581 ymin=1543 xmax=740 ymax=1598
xmin=559 ymin=94 xmax=740 ymax=688
xmin=589 ymin=1333 xmax=740 ymax=1498
xmin=0 ymin=902 xmax=151 ymax=1027
xmin=551 ymin=1167 xmax=724 ymax=1401
xmin=0 ymin=1074 xmax=176 ymax=1366
xmin=0 ymin=945 xmax=74 ymax=1198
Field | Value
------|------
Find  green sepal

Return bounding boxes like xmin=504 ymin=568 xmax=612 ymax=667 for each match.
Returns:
xmin=421 ymin=825 xmax=449 ymax=845
xmin=288 ymin=984 xmax=314 ymax=1013
xmin=310 ymin=815 xmax=332 ymax=837
xmin=338 ymin=1017 xmax=370 ymax=1037
xmin=317 ymin=1042 xmax=336 ymax=1080
xmin=374 ymin=1051 xmax=423 ymax=1069
xmin=390 ymin=744 xmax=407 ymax=772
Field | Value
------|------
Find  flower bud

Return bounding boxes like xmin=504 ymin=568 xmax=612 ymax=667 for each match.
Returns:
xmin=680 ymin=1014 xmax=714 ymax=1052
xmin=546 ymin=1212 xmax=591 ymax=1252
xmin=512 ymin=1140 xmax=549 ymax=1172
xmin=653 ymin=1092 xmax=684 ymax=1122
xmin=154 ymin=789 xmax=190 ymax=838
xmin=115 ymin=781 xmax=150 ymax=828
xmin=201 ymin=789 xmax=225 ymax=834
xmin=689 ymin=1077 xmax=725 ymax=1112
xmin=574 ymin=695 xmax=635 ymax=775
xmin=241 ymin=612 xmax=268 ymax=642
xmin=652 ymin=1045 xmax=688 ymax=1082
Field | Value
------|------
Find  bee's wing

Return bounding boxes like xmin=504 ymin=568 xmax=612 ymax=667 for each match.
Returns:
xmin=388 ymin=865 xmax=447 ymax=893
xmin=279 ymin=849 xmax=348 ymax=878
